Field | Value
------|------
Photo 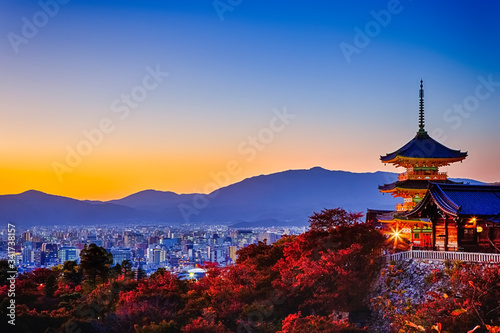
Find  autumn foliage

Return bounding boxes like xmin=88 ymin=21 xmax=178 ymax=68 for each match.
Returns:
xmin=5 ymin=208 xmax=497 ymax=332
xmin=372 ymin=260 xmax=500 ymax=332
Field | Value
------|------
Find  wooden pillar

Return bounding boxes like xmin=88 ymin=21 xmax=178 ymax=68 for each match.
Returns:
xmin=432 ymin=217 xmax=437 ymax=251
xmin=489 ymin=226 xmax=495 ymax=253
xmin=456 ymin=218 xmax=462 ymax=251
xmin=444 ymin=215 xmax=449 ymax=252
xmin=474 ymin=225 xmax=478 ymax=252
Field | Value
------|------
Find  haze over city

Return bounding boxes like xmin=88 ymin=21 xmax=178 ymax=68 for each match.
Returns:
xmin=1 ymin=0 xmax=499 ymax=200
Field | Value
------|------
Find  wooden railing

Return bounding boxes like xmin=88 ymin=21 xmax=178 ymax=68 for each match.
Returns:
xmin=396 ymin=202 xmax=415 ymax=211
xmin=383 ymin=250 xmax=500 ymax=264
xmin=398 ymin=171 xmax=448 ymax=181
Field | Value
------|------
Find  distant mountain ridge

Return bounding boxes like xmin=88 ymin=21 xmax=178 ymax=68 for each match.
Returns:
xmin=0 ymin=190 xmax=150 ymax=227
xmin=0 ymin=167 xmax=485 ymax=227
xmin=107 ymin=190 xmax=200 ymax=212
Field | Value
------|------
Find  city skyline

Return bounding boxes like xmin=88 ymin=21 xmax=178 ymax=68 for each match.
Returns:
xmin=1 ymin=0 xmax=499 ymax=200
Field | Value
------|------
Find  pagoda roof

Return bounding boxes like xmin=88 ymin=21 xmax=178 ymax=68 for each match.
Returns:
xmin=406 ymin=183 xmax=500 ymax=218
xmin=380 ymin=131 xmax=468 ymax=163
xmin=380 ymin=81 xmax=467 ymax=165
xmin=379 ymin=178 xmax=460 ymax=192
xmin=378 ymin=217 xmax=431 ymax=224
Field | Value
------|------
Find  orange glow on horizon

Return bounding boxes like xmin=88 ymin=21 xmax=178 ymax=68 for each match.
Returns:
xmin=2 ymin=131 xmax=499 ymax=201
xmin=2 ymin=154 xmax=499 ymax=201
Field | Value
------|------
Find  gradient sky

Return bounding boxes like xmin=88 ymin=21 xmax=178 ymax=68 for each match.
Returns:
xmin=1 ymin=0 xmax=499 ymax=200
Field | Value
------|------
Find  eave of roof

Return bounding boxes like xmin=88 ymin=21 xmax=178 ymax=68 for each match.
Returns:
xmin=378 ymin=217 xmax=431 ymax=224
xmin=379 ymin=179 xmax=461 ymax=192
xmin=406 ymin=183 xmax=500 ymax=218
xmin=380 ymin=131 xmax=467 ymax=163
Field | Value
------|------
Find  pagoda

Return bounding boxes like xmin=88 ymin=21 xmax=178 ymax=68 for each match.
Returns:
xmin=377 ymin=81 xmax=468 ymax=248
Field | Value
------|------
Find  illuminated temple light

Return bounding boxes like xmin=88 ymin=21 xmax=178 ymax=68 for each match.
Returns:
xmin=467 ymin=216 xmax=477 ymax=228
xmin=375 ymin=81 xmax=468 ymax=248
xmin=388 ymin=225 xmax=403 ymax=248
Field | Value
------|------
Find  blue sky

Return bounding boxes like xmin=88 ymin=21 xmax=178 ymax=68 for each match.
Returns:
xmin=1 ymin=0 xmax=499 ymax=199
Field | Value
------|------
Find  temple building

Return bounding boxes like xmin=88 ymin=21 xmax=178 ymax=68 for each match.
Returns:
xmin=406 ymin=183 xmax=500 ymax=252
xmin=368 ymin=81 xmax=467 ymax=248
xmin=368 ymin=81 xmax=500 ymax=253
xmin=379 ymin=81 xmax=467 ymax=211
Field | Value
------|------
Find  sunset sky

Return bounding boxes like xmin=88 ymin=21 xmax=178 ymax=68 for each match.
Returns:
xmin=1 ymin=0 xmax=499 ymax=200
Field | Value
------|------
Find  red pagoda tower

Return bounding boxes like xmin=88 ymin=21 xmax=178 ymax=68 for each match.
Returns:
xmin=378 ymin=81 xmax=468 ymax=248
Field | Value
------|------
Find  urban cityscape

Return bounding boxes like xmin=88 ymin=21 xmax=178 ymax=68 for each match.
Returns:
xmin=1 ymin=1 xmax=500 ymax=332
xmin=1 ymin=223 xmax=297 ymax=278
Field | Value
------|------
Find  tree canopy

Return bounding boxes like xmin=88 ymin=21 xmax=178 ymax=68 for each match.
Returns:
xmin=3 ymin=208 xmax=494 ymax=332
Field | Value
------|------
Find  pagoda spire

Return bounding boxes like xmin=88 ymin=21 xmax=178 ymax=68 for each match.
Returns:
xmin=418 ymin=80 xmax=426 ymax=134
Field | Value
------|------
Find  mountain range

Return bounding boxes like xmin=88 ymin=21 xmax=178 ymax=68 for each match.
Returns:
xmin=0 ymin=167 xmax=484 ymax=227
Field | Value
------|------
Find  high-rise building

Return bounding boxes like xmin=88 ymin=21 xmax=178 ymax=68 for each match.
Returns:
xmin=111 ymin=248 xmax=132 ymax=265
xmin=22 ymin=231 xmax=32 ymax=242
xmin=33 ymin=248 xmax=42 ymax=266
xmin=152 ymin=248 xmax=166 ymax=264
xmin=58 ymin=246 xmax=78 ymax=263
xmin=229 ymin=246 xmax=238 ymax=263
xmin=41 ymin=243 xmax=58 ymax=265
xmin=22 ymin=246 xmax=34 ymax=264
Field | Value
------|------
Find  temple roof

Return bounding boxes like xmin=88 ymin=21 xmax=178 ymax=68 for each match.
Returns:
xmin=379 ymin=179 xmax=460 ymax=192
xmin=407 ymin=183 xmax=500 ymax=218
xmin=380 ymin=81 xmax=467 ymax=164
xmin=380 ymin=131 xmax=468 ymax=163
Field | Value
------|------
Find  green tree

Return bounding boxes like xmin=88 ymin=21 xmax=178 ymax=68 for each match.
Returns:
xmin=45 ymin=274 xmax=58 ymax=297
xmin=308 ymin=207 xmax=363 ymax=231
xmin=61 ymin=260 xmax=82 ymax=285
xmin=111 ymin=263 xmax=122 ymax=280
xmin=121 ymin=259 xmax=133 ymax=279
xmin=79 ymin=243 xmax=113 ymax=287
xmin=134 ymin=320 xmax=178 ymax=333
xmin=150 ymin=267 xmax=166 ymax=280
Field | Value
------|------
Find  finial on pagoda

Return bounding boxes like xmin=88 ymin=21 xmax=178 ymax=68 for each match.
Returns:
xmin=418 ymin=80 xmax=426 ymax=135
